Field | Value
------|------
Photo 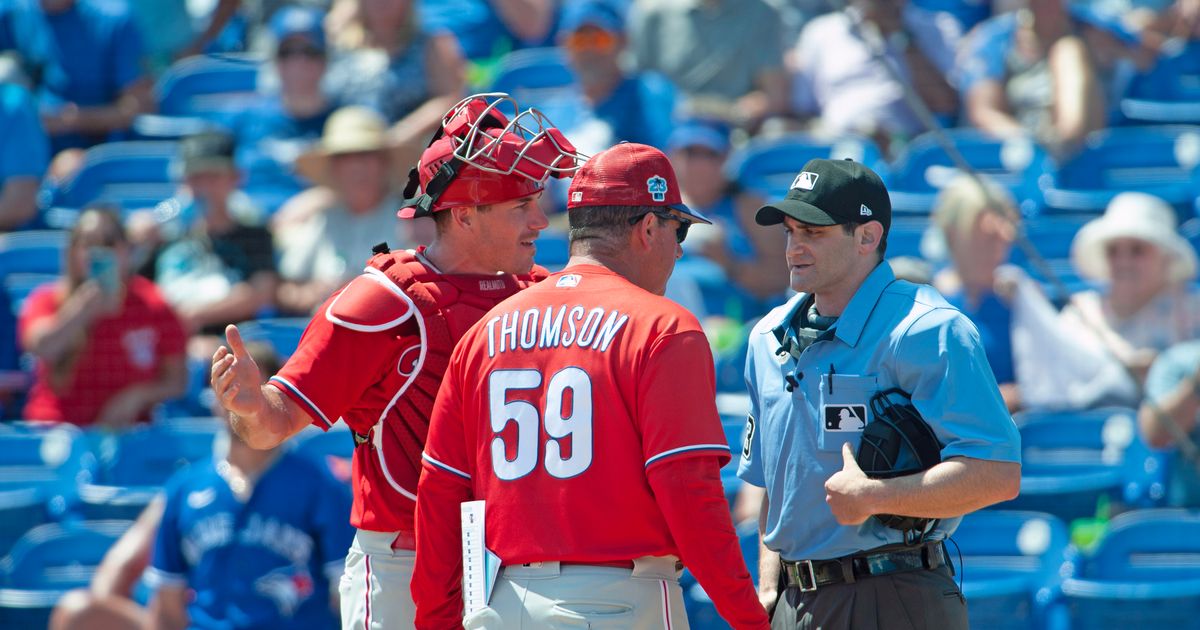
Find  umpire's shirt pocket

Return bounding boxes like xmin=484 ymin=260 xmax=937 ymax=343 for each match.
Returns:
xmin=817 ymin=374 xmax=877 ymax=452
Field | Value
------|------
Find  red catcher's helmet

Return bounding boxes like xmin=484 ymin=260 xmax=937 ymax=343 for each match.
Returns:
xmin=397 ymin=93 xmax=584 ymax=218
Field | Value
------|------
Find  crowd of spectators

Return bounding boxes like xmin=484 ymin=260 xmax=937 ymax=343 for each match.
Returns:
xmin=2 ymin=4 xmax=1200 ymax=618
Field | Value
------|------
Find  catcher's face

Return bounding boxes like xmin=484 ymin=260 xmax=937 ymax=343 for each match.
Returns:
xmin=470 ymin=193 xmax=548 ymax=275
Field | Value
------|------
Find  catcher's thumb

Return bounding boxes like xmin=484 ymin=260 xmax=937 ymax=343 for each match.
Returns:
xmin=841 ymin=442 xmax=860 ymax=471
xmin=225 ymin=324 xmax=251 ymax=359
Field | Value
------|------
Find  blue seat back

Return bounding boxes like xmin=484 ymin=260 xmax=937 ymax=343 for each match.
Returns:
xmin=1125 ymin=42 xmax=1200 ymax=102
xmin=156 ymin=53 xmax=262 ymax=117
xmin=886 ymin=130 xmax=1046 ymax=215
xmin=0 ymin=231 xmax=66 ymax=276
xmin=50 ymin=142 xmax=180 ymax=212
xmin=1041 ymin=126 xmax=1200 ymax=218
xmin=1084 ymin=509 xmax=1200 ymax=582
xmin=88 ymin=422 xmax=219 ymax=487
xmin=996 ymin=408 xmax=1152 ymax=520
xmin=489 ymin=48 xmax=587 ymax=132
xmin=0 ymin=423 xmax=93 ymax=525
xmin=727 ymin=133 xmax=884 ymax=201
xmin=0 ymin=520 xmax=131 ymax=589
xmin=235 ymin=317 xmax=310 ymax=360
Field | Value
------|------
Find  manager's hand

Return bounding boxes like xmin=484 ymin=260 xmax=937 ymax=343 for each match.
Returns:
xmin=211 ymin=324 xmax=264 ymax=418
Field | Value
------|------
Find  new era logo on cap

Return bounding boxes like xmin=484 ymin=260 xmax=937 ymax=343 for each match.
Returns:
xmin=647 ymin=175 xmax=668 ymax=202
xmin=860 ymin=204 xmax=872 ymax=216
xmin=571 ymin=191 xmax=583 ymax=203
xmin=792 ymin=171 xmax=819 ymax=191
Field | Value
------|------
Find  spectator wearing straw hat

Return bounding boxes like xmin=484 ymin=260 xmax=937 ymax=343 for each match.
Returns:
xmin=1061 ymin=192 xmax=1200 ymax=386
xmin=275 ymin=106 xmax=433 ymax=316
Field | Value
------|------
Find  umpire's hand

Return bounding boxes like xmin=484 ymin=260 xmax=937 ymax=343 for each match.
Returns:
xmin=211 ymin=324 xmax=265 ymax=419
xmin=824 ymin=444 xmax=878 ymax=525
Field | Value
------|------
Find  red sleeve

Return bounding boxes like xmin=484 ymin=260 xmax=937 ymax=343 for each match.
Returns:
xmin=639 ymin=330 xmax=731 ymax=469
xmin=270 ymin=298 xmax=412 ymax=430
xmin=648 ymin=457 xmax=769 ymax=630
xmin=16 ymin=284 xmax=59 ymax=347
xmin=146 ymin=284 xmax=186 ymax=358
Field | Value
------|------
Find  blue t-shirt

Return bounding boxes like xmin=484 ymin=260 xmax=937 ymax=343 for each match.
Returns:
xmin=42 ymin=0 xmax=146 ymax=150
xmin=1143 ymin=340 xmax=1200 ymax=508
xmin=0 ymin=0 xmax=68 ymax=93
xmin=145 ymin=450 xmax=353 ymax=630
xmin=944 ymin=287 xmax=1014 ymax=384
xmin=230 ymin=97 xmax=333 ymax=211
xmin=591 ymin=73 xmax=675 ymax=150
xmin=0 ymin=82 xmax=50 ymax=185
xmin=738 ymin=262 xmax=1021 ymax=561
xmin=418 ymin=0 xmax=551 ymax=60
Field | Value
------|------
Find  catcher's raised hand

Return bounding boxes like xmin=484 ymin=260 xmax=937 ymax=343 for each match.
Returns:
xmin=211 ymin=324 xmax=264 ymax=418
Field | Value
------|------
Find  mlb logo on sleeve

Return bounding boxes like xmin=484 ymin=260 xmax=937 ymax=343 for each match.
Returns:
xmin=823 ymin=404 xmax=866 ymax=432
xmin=792 ymin=171 xmax=819 ymax=191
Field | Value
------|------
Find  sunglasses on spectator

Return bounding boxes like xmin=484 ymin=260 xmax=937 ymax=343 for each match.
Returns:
xmin=563 ymin=29 xmax=619 ymax=52
xmin=277 ymin=44 xmax=324 ymax=60
xmin=628 ymin=209 xmax=692 ymax=244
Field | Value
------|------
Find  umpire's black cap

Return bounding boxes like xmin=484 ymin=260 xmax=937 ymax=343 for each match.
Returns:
xmin=755 ymin=158 xmax=891 ymax=232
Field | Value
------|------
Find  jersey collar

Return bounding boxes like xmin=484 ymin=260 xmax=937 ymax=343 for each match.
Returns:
xmin=832 ymin=262 xmax=896 ymax=348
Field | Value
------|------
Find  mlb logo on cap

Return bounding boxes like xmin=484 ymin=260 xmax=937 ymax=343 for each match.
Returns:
xmin=793 ymin=171 xmax=819 ymax=191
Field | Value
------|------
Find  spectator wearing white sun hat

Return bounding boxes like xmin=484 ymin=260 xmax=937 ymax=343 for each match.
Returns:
xmin=1061 ymin=191 xmax=1200 ymax=387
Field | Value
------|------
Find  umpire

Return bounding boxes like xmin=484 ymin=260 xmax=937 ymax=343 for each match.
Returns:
xmin=738 ymin=158 xmax=1021 ymax=629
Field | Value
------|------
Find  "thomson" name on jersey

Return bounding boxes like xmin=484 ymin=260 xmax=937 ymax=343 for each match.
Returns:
xmin=484 ymin=305 xmax=629 ymax=358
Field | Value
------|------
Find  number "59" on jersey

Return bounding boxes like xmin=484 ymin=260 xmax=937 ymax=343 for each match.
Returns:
xmin=489 ymin=367 xmax=593 ymax=481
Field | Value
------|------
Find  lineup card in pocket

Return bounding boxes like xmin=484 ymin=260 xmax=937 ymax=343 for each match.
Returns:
xmin=461 ymin=500 xmax=500 ymax=614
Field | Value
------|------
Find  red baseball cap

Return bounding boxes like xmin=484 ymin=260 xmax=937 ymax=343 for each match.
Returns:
xmin=566 ymin=142 xmax=711 ymax=224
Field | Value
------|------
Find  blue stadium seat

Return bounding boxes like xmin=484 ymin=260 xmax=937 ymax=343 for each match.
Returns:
xmin=1120 ymin=41 xmax=1200 ymax=125
xmin=0 ymin=519 xmax=131 ymax=629
xmin=535 ymin=231 xmax=570 ymax=271
xmin=726 ymin=133 xmax=885 ymax=201
xmin=0 ymin=422 xmax=94 ymax=556
xmin=77 ymin=421 xmax=221 ymax=520
xmin=716 ymin=393 xmax=751 ymax=502
xmin=488 ymin=47 xmax=587 ymax=132
xmin=952 ymin=510 xmax=1071 ymax=630
xmin=0 ymin=230 xmax=66 ymax=276
xmin=1060 ymin=509 xmax=1200 ymax=629
xmin=47 ymin=141 xmax=180 ymax=213
xmin=1039 ymin=126 xmax=1200 ymax=220
xmin=885 ymin=129 xmax=1047 ymax=215
xmin=993 ymin=407 xmax=1166 ymax=522
xmin=2 ymin=273 xmax=58 ymax=318
xmin=235 ymin=317 xmax=310 ymax=360
xmin=155 ymin=53 xmax=263 ymax=118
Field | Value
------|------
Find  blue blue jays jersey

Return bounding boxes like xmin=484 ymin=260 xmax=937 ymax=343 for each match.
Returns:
xmin=146 ymin=451 xmax=354 ymax=630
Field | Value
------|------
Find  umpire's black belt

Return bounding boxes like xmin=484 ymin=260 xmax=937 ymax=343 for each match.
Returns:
xmin=781 ymin=541 xmax=948 ymax=593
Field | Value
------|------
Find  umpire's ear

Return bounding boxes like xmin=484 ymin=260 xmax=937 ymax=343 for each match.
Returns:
xmin=856 ymin=221 xmax=885 ymax=254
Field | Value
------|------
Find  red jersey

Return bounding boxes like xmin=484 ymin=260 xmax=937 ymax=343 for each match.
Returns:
xmin=19 ymin=276 xmax=187 ymax=426
xmin=422 ymin=264 xmax=731 ymax=563
xmin=270 ymin=249 xmax=536 ymax=533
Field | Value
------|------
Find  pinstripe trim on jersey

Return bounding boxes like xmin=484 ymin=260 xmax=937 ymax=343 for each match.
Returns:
xmin=644 ymin=444 xmax=730 ymax=468
xmin=142 ymin=566 xmax=187 ymax=588
xmin=422 ymin=453 xmax=471 ymax=480
xmin=269 ymin=376 xmax=333 ymax=428
xmin=363 ymin=554 xmax=373 ymax=629
xmin=660 ymin=579 xmax=672 ymax=629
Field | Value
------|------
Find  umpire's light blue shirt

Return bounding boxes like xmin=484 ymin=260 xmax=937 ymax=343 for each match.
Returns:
xmin=737 ymin=262 xmax=1020 ymax=561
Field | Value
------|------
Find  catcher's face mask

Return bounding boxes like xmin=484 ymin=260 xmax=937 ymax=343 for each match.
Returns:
xmin=397 ymin=93 xmax=586 ymax=218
